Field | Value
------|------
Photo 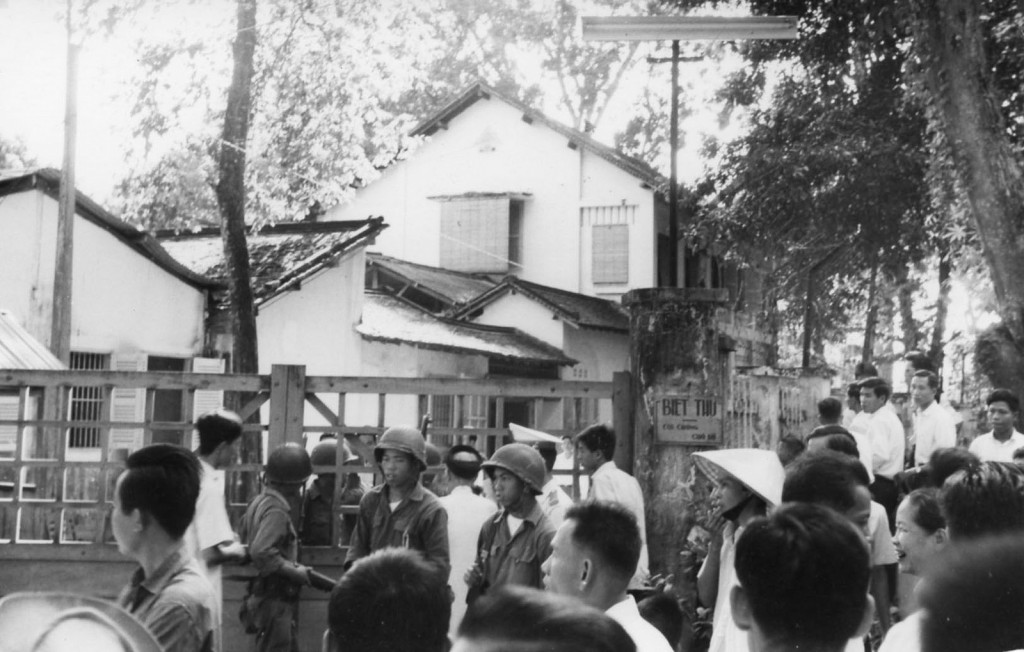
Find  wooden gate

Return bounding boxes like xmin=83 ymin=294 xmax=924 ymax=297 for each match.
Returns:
xmin=0 ymin=365 xmax=625 ymax=652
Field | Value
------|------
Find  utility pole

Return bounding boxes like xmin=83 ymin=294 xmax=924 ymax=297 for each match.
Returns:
xmin=51 ymin=0 xmax=79 ymax=364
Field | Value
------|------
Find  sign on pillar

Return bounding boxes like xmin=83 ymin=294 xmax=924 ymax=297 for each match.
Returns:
xmin=656 ymin=393 xmax=723 ymax=446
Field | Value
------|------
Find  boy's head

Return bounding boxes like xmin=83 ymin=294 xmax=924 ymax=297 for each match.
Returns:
xmin=444 ymin=444 xmax=485 ymax=482
xmin=374 ymin=426 xmax=428 ymax=489
xmin=482 ymin=444 xmax=545 ymax=511
xmin=574 ymin=424 xmax=616 ymax=474
xmin=939 ymin=461 xmax=1024 ymax=541
xmin=985 ymin=389 xmax=1020 ymax=436
xmin=113 ymin=444 xmax=201 ymax=552
xmin=857 ymin=377 xmax=890 ymax=414
xmin=731 ymin=503 xmax=872 ymax=651
xmin=817 ymin=397 xmax=843 ymax=424
xmin=782 ymin=450 xmax=872 ymax=534
xmin=328 ymin=548 xmax=450 ymax=652
xmin=195 ymin=409 xmax=243 ymax=467
xmin=775 ymin=435 xmax=805 ymax=467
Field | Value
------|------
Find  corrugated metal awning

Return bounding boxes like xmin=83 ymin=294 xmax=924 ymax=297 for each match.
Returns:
xmin=0 ymin=310 xmax=66 ymax=370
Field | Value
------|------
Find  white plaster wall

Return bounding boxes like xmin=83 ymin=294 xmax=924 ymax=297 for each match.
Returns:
xmin=468 ymin=293 xmax=565 ymax=349
xmin=0 ymin=189 xmax=205 ymax=358
xmin=256 ymin=248 xmax=366 ymax=376
xmin=325 ymin=97 xmax=659 ymax=294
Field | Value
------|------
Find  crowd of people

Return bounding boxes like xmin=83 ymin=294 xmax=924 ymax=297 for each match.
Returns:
xmin=6 ymin=367 xmax=1024 ymax=652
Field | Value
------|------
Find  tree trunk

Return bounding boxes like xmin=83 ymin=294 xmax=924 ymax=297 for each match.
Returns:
xmin=862 ymin=262 xmax=879 ymax=364
xmin=929 ymin=247 xmax=951 ymax=372
xmin=895 ymin=263 xmax=921 ymax=354
xmin=907 ymin=0 xmax=1024 ymax=392
xmin=215 ymin=0 xmax=259 ymax=376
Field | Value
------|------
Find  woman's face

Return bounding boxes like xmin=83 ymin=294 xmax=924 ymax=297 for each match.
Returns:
xmin=717 ymin=475 xmax=750 ymax=514
xmin=893 ymin=498 xmax=945 ymax=576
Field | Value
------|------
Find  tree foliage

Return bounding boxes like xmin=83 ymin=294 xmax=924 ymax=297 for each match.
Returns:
xmin=90 ymin=0 xmax=660 ymax=233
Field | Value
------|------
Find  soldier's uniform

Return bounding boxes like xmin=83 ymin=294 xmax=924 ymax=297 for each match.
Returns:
xmin=239 ymin=444 xmax=312 ymax=652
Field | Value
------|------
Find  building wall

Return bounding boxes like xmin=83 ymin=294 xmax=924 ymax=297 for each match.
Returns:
xmin=468 ymin=293 xmax=565 ymax=349
xmin=325 ymin=97 xmax=659 ymax=294
xmin=0 ymin=189 xmax=205 ymax=358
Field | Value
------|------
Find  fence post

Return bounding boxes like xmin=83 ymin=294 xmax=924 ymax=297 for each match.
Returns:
xmin=269 ymin=365 xmax=306 ymax=450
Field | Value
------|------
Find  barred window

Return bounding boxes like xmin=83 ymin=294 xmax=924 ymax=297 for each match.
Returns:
xmin=68 ymin=352 xmax=107 ymax=448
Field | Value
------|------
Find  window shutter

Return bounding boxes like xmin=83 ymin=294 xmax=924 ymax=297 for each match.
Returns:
xmin=439 ymin=197 xmax=511 ymax=272
xmin=109 ymin=353 xmax=147 ymax=454
xmin=592 ymin=224 xmax=629 ymax=284
xmin=0 ymin=395 xmax=18 ymax=454
xmin=190 ymin=357 xmax=226 ymax=449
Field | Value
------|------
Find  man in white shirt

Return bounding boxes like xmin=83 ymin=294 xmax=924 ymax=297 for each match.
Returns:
xmin=909 ymin=370 xmax=958 ymax=466
xmin=859 ymin=377 xmax=906 ymax=532
xmin=536 ymin=443 xmax=573 ymax=528
xmin=969 ymin=389 xmax=1024 ymax=462
xmin=437 ymin=445 xmax=497 ymax=638
xmin=575 ymin=424 xmax=649 ymax=586
xmin=187 ymin=410 xmax=248 ymax=652
xmin=542 ymin=501 xmax=673 ymax=652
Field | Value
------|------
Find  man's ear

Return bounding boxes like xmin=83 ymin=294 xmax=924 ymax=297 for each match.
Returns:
xmin=729 ymin=585 xmax=753 ymax=632
xmin=853 ymin=595 xmax=875 ymax=638
xmin=580 ymin=558 xmax=592 ymax=589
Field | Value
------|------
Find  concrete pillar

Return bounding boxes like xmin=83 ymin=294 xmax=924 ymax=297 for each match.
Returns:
xmin=623 ymin=287 xmax=730 ymax=590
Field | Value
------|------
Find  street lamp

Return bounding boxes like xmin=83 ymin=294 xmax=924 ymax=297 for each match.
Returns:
xmin=582 ymin=16 xmax=798 ymax=288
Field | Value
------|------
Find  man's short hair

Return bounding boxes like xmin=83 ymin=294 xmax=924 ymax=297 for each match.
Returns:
xmin=920 ymin=534 xmax=1024 ymax=652
xmin=118 ymin=444 xmax=201 ymax=540
xmin=817 ymin=396 xmax=843 ymax=422
xmin=456 ymin=586 xmax=636 ymax=652
xmin=858 ymin=377 xmax=891 ymax=401
xmin=854 ymin=361 xmax=879 ymax=379
xmin=575 ymin=424 xmax=616 ymax=460
xmin=912 ymin=369 xmax=940 ymax=391
xmin=444 ymin=445 xmax=484 ymax=481
xmin=328 ymin=548 xmax=450 ymax=652
xmin=847 ymin=382 xmax=861 ymax=400
xmin=985 ymin=388 xmax=1021 ymax=413
xmin=818 ymin=433 xmax=860 ymax=459
xmin=776 ymin=435 xmax=806 ymax=464
xmin=564 ymin=501 xmax=641 ymax=580
xmin=925 ymin=447 xmax=979 ymax=488
xmin=735 ymin=503 xmax=870 ymax=649
xmin=782 ymin=450 xmax=870 ymax=513
xmin=902 ymin=488 xmax=945 ymax=534
xmin=195 ymin=409 xmax=243 ymax=456
xmin=939 ymin=461 xmax=1024 ymax=541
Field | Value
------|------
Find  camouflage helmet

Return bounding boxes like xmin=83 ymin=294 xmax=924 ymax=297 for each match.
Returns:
xmin=265 ymin=443 xmax=313 ymax=484
xmin=374 ymin=426 xmax=428 ymax=469
xmin=482 ymin=443 xmax=546 ymax=495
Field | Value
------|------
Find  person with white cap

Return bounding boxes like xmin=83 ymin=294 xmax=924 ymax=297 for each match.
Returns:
xmin=694 ymin=448 xmax=785 ymax=652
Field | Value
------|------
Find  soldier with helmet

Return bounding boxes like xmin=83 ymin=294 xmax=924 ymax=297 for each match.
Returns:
xmin=300 ymin=437 xmax=364 ymax=547
xmin=465 ymin=443 xmax=557 ymax=602
xmin=344 ymin=425 xmax=450 ymax=579
xmin=239 ymin=443 xmax=314 ymax=652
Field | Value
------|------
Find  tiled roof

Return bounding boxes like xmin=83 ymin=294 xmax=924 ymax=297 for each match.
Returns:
xmin=367 ymin=253 xmax=496 ymax=307
xmin=0 ymin=310 xmax=65 ymax=370
xmin=160 ymin=219 xmax=386 ymax=305
xmin=450 ymin=276 xmax=629 ymax=333
xmin=412 ymin=82 xmax=667 ymax=192
xmin=0 ymin=168 xmax=216 ymax=290
xmin=359 ymin=292 xmax=575 ymax=365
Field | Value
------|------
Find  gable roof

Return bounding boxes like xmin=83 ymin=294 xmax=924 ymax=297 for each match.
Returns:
xmin=160 ymin=218 xmax=387 ymax=306
xmin=450 ymin=276 xmax=629 ymax=333
xmin=0 ymin=310 xmax=65 ymax=370
xmin=412 ymin=82 xmax=666 ymax=192
xmin=366 ymin=252 xmax=496 ymax=309
xmin=0 ymin=168 xmax=216 ymax=290
xmin=359 ymin=291 xmax=575 ymax=366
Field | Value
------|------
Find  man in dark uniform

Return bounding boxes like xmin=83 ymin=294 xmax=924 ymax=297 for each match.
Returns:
xmin=345 ymin=425 xmax=450 ymax=578
xmin=465 ymin=443 xmax=556 ymax=602
xmin=301 ymin=437 xmax=363 ymax=546
xmin=239 ymin=443 xmax=314 ymax=652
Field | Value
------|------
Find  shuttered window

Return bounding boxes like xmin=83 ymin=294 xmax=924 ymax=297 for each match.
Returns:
xmin=439 ymin=197 xmax=514 ymax=273
xmin=592 ymin=224 xmax=629 ymax=284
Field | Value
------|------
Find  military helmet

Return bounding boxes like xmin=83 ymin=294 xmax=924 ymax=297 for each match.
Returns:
xmin=265 ymin=442 xmax=313 ymax=484
xmin=482 ymin=443 xmax=546 ymax=495
xmin=374 ymin=426 xmax=428 ymax=469
xmin=310 ymin=438 xmax=339 ymax=470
